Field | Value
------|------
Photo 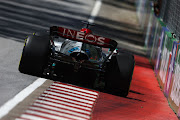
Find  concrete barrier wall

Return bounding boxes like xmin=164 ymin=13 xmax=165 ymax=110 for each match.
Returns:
xmin=136 ymin=0 xmax=180 ymax=118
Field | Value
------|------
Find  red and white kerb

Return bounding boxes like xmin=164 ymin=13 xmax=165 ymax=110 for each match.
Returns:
xmin=16 ymin=82 xmax=99 ymax=120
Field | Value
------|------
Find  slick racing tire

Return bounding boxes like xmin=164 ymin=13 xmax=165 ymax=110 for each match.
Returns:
xmin=19 ymin=33 xmax=50 ymax=76
xmin=105 ymin=52 xmax=135 ymax=97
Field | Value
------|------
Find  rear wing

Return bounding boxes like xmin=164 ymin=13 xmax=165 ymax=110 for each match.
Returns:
xmin=50 ymin=26 xmax=117 ymax=50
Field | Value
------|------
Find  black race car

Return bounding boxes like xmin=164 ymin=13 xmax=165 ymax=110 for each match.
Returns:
xmin=19 ymin=22 xmax=135 ymax=97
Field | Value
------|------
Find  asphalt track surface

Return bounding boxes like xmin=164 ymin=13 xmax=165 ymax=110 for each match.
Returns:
xmin=0 ymin=0 xmax=178 ymax=120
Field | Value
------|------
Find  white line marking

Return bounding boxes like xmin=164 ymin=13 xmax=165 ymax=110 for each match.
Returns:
xmin=88 ymin=0 xmax=102 ymax=23
xmin=0 ymin=78 xmax=47 ymax=119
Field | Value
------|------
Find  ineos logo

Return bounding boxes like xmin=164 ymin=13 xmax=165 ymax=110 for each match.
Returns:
xmin=59 ymin=27 xmax=107 ymax=46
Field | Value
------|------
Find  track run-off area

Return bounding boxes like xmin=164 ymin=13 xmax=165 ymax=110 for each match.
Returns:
xmin=0 ymin=0 xmax=178 ymax=120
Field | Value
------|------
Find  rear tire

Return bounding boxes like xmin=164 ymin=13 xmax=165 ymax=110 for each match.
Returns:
xmin=19 ymin=33 xmax=50 ymax=76
xmin=105 ymin=52 xmax=135 ymax=97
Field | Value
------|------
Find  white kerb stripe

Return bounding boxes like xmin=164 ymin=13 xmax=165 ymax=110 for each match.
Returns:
xmin=88 ymin=0 xmax=102 ymax=23
xmin=16 ymin=116 xmax=45 ymax=120
xmin=44 ymin=90 xmax=96 ymax=101
xmin=38 ymin=96 xmax=92 ymax=108
xmin=15 ymin=118 xmax=28 ymax=120
xmin=35 ymin=99 xmax=91 ymax=111
xmin=41 ymin=93 xmax=94 ymax=104
xmin=28 ymin=107 xmax=87 ymax=120
xmin=32 ymin=103 xmax=90 ymax=116
xmin=53 ymin=83 xmax=98 ymax=95
xmin=16 ymin=115 xmax=48 ymax=120
xmin=50 ymin=86 xmax=97 ymax=98
xmin=0 ymin=78 xmax=47 ymax=119
xmin=22 ymin=111 xmax=70 ymax=120
xmin=29 ymin=105 xmax=90 ymax=119
xmin=33 ymin=102 xmax=91 ymax=114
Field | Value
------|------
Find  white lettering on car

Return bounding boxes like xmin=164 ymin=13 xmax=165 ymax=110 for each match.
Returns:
xmin=59 ymin=27 xmax=109 ymax=47
xmin=76 ymin=32 xmax=85 ymax=41
xmin=97 ymin=37 xmax=105 ymax=45
xmin=62 ymin=28 xmax=66 ymax=36
xmin=85 ymin=34 xmax=96 ymax=43
xmin=67 ymin=29 xmax=76 ymax=38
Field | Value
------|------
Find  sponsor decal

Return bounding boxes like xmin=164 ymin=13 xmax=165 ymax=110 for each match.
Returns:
xmin=164 ymin=41 xmax=179 ymax=97
xmin=155 ymin=27 xmax=166 ymax=74
xmin=159 ymin=32 xmax=173 ymax=84
xmin=57 ymin=27 xmax=110 ymax=47
xmin=68 ymin=47 xmax=80 ymax=53
xmin=159 ymin=46 xmax=170 ymax=83
xmin=150 ymin=19 xmax=166 ymax=65
xmin=170 ymin=48 xmax=180 ymax=107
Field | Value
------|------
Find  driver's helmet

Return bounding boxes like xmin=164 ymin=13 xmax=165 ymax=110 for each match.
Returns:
xmin=80 ymin=28 xmax=92 ymax=34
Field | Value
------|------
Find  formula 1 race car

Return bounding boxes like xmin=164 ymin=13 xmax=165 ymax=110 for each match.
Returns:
xmin=19 ymin=22 xmax=135 ymax=97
